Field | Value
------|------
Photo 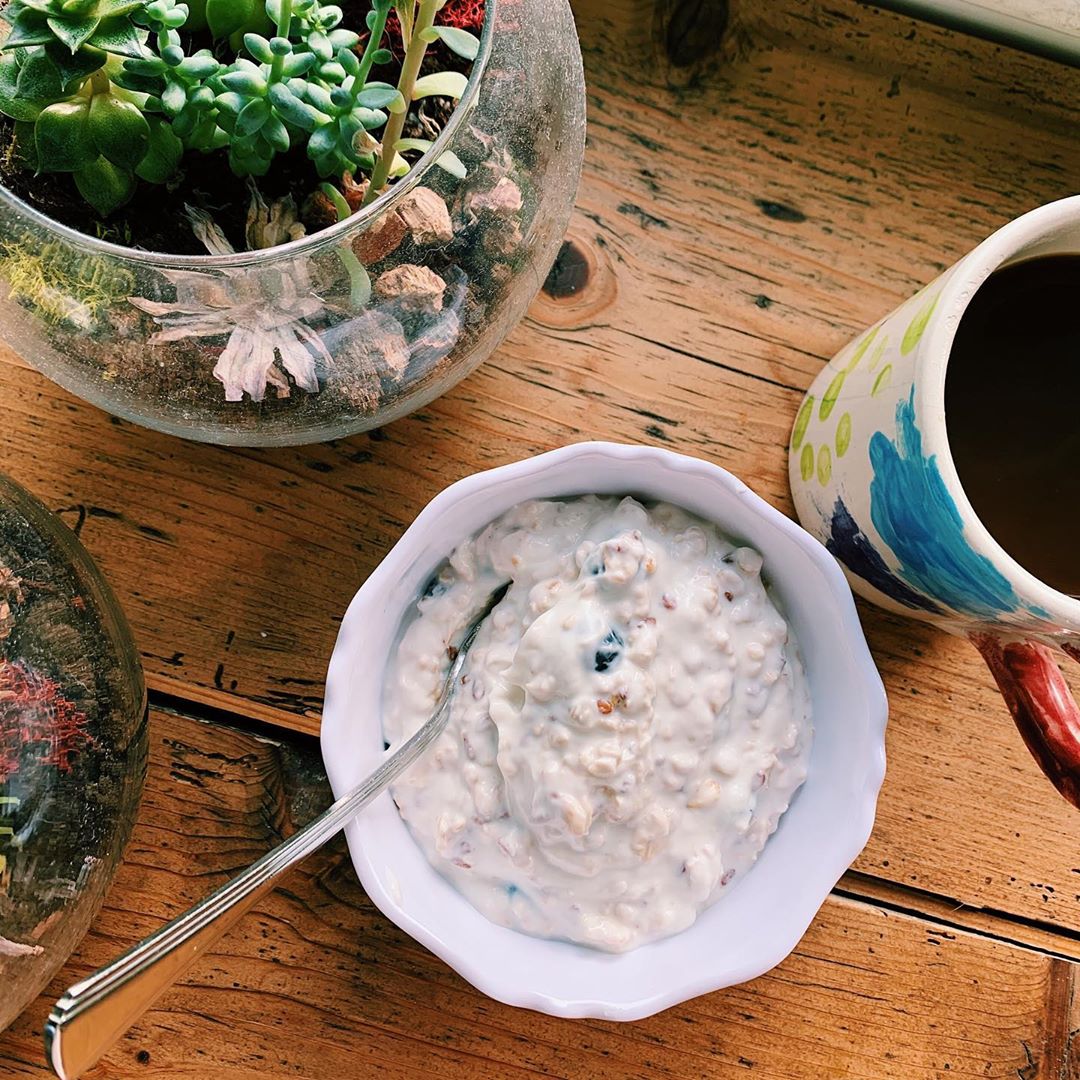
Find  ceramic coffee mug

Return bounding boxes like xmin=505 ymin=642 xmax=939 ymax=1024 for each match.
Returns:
xmin=789 ymin=195 xmax=1080 ymax=808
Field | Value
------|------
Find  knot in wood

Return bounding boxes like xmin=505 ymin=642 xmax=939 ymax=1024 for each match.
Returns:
xmin=530 ymin=231 xmax=616 ymax=330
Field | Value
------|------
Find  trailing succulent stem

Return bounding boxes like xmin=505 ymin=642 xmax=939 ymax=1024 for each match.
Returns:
xmin=362 ymin=0 xmax=435 ymax=205
xmin=0 ymin=0 xmax=480 ymax=222
xmin=320 ymin=179 xmax=370 ymax=307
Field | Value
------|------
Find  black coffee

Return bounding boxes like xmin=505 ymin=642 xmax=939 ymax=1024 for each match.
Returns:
xmin=946 ymin=254 xmax=1080 ymax=598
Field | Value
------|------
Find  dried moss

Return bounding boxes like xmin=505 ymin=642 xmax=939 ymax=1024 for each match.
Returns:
xmin=0 ymin=239 xmax=135 ymax=328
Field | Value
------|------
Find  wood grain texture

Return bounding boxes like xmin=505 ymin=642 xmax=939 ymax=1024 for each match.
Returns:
xmin=5 ymin=0 xmax=1079 ymax=732
xmin=1 ymin=709 xmax=1077 ymax=1080
xmin=0 ymin=0 xmax=1077 ymax=1043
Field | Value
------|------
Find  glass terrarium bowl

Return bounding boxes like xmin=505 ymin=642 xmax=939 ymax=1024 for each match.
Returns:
xmin=0 ymin=473 xmax=147 ymax=1031
xmin=0 ymin=0 xmax=585 ymax=446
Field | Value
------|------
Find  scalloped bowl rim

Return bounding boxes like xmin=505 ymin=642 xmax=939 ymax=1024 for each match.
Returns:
xmin=321 ymin=441 xmax=888 ymax=1021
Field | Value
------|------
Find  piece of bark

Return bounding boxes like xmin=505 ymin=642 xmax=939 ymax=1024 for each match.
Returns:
xmin=468 ymin=176 xmax=523 ymax=219
xmin=397 ymin=187 xmax=453 ymax=245
xmin=353 ymin=212 xmax=410 ymax=265
xmin=375 ymin=265 xmax=447 ymax=314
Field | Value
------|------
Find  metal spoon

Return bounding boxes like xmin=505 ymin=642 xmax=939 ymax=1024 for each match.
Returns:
xmin=44 ymin=581 xmax=509 ymax=1080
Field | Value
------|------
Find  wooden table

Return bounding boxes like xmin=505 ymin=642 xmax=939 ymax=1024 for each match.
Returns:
xmin=2 ymin=0 xmax=1079 ymax=1075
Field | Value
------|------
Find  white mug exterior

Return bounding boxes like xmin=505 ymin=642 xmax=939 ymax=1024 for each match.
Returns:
xmin=322 ymin=443 xmax=887 ymax=1020
xmin=789 ymin=194 xmax=1080 ymax=641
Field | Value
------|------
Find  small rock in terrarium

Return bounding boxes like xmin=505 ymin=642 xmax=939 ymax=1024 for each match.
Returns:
xmin=376 ymin=263 xmax=447 ymax=313
xmin=398 ymin=186 xmax=454 ymax=244
xmin=352 ymin=203 xmax=411 ymax=263
xmin=325 ymin=306 xmax=410 ymax=409
xmin=467 ymin=176 xmax=523 ymax=219
xmin=0 ymin=565 xmax=23 ymax=642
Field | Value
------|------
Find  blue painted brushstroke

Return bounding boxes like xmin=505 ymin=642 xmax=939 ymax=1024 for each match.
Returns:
xmin=868 ymin=389 xmax=1019 ymax=617
xmin=825 ymin=497 xmax=943 ymax=613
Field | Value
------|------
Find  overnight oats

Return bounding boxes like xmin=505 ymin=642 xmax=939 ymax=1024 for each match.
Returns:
xmin=382 ymin=496 xmax=812 ymax=952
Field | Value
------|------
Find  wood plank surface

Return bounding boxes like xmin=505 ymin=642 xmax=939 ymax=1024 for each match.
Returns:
xmin=4 ymin=0 xmax=1079 ymax=734
xmin=1 ymin=0 xmax=1078 ymax=938
xmin=0 ymin=0 xmax=1079 ymax=1073
xmin=1 ymin=709 xmax=1076 ymax=1080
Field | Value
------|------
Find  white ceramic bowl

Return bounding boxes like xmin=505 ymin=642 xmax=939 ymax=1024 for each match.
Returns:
xmin=322 ymin=442 xmax=888 ymax=1020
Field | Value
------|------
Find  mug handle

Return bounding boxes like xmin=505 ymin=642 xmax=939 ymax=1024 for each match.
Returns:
xmin=971 ymin=633 xmax=1080 ymax=808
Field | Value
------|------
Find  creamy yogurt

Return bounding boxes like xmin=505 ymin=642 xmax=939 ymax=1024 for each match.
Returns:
xmin=383 ymin=496 xmax=812 ymax=952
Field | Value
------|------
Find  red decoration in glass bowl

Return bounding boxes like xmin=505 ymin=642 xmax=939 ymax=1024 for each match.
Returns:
xmin=384 ymin=0 xmax=486 ymax=59
xmin=0 ymin=661 xmax=94 ymax=782
xmin=436 ymin=0 xmax=484 ymax=28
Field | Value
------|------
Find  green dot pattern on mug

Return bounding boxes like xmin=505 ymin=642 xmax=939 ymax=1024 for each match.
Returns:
xmin=819 ymin=370 xmax=846 ymax=421
xmin=901 ymin=292 xmax=939 ymax=355
xmin=844 ymin=324 xmax=879 ymax=373
xmin=836 ymin=412 xmax=852 ymax=457
xmin=800 ymin=442 xmax=814 ymax=481
xmin=791 ymin=395 xmax=814 ymax=451
xmin=818 ymin=325 xmax=882 ymax=425
xmin=868 ymin=335 xmax=888 ymax=371
xmin=817 ymin=444 xmax=832 ymax=486
xmin=872 ymin=364 xmax=892 ymax=397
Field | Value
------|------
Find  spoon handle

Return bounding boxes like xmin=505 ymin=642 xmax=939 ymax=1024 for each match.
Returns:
xmin=44 ymin=705 xmax=447 ymax=1080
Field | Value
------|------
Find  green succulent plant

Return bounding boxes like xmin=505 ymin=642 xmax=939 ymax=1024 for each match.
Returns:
xmin=113 ymin=0 xmax=224 ymax=150
xmin=0 ymin=0 xmax=166 ymax=212
xmin=1 ymin=0 xmax=147 ymax=61
xmin=0 ymin=0 xmax=482 ymax=220
xmin=210 ymin=0 xmax=401 ymax=178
